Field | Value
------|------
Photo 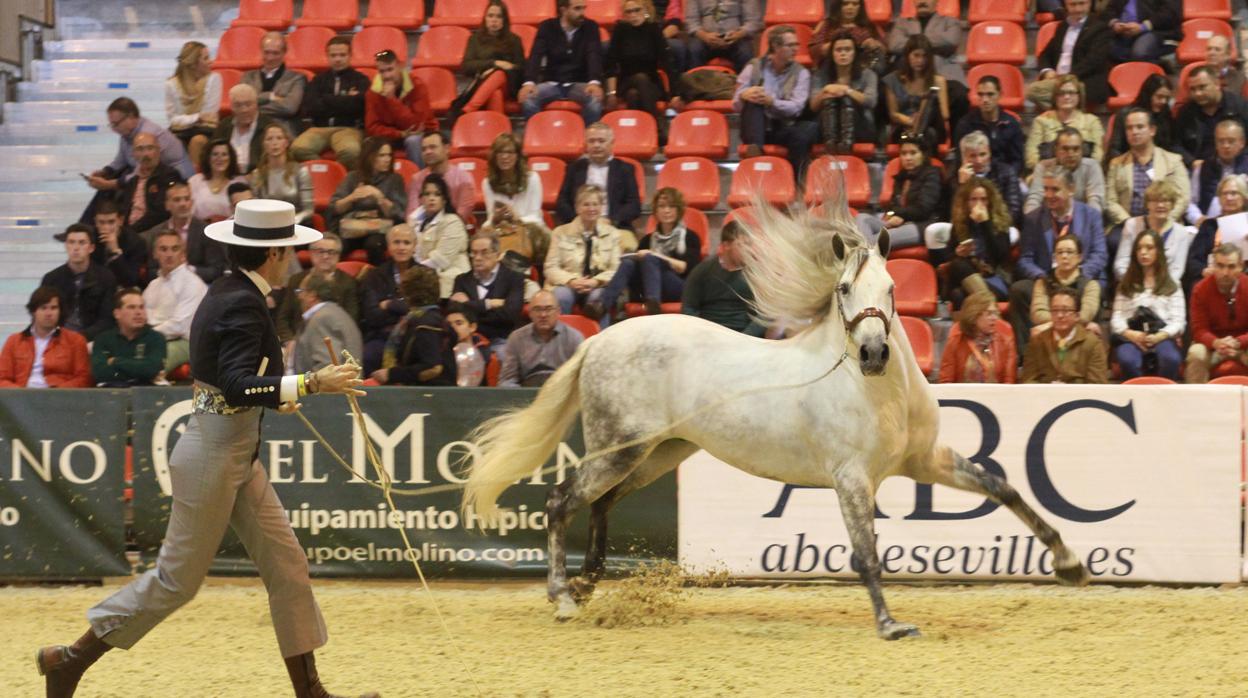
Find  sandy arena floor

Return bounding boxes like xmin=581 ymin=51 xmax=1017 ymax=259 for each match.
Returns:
xmin=5 ymin=577 xmax=1246 ymax=697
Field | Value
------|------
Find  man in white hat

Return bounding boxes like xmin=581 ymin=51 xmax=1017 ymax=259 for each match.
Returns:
xmin=37 ymin=200 xmax=377 ymax=698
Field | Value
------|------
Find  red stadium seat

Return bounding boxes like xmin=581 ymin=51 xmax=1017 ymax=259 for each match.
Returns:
xmin=585 ymin=0 xmax=620 ymax=26
xmin=865 ymin=0 xmax=891 ymax=23
xmin=508 ymin=0 xmax=556 ymax=24
xmin=805 ymin=155 xmax=871 ymax=208
xmin=764 ymin=0 xmax=823 ymax=25
xmin=723 ymin=205 xmax=761 ymax=229
xmin=528 ymin=156 xmax=567 ymax=208
xmin=1122 ymin=376 xmax=1177 ymax=385
xmin=602 ymin=110 xmax=659 ymax=160
xmin=232 ymin=0 xmax=293 ymax=29
xmin=1184 ymin=0 xmax=1232 ymax=20
xmin=213 ymin=26 xmax=266 ymax=70
xmin=485 ymin=353 xmax=501 ymax=386
xmin=657 ymin=157 xmax=720 ymax=209
xmin=729 ymin=157 xmax=795 ymax=208
xmin=664 ymin=109 xmax=730 ymax=159
xmin=428 ymin=0 xmax=489 ymax=27
xmin=966 ymin=0 xmax=1025 ymax=23
xmin=362 ymin=0 xmax=426 ymax=28
xmin=523 ymin=111 xmax=586 ymax=160
xmin=560 ymin=314 xmax=600 ymax=337
xmin=215 ymin=68 xmax=242 ymax=117
xmin=294 ymin=0 xmax=359 ymax=30
xmin=450 ymin=157 xmax=488 ymax=208
xmin=900 ymin=316 xmax=934 ymax=375
xmin=616 ymin=155 xmax=647 ymax=202
xmin=1107 ymin=62 xmax=1166 ymax=110
xmin=351 ymin=27 xmax=406 ymax=68
xmin=757 ymin=25 xmax=814 ymax=67
xmin=412 ymin=26 xmax=471 ymax=70
xmin=450 ymin=110 xmax=512 ymax=158
xmin=966 ymin=63 xmax=1025 ymax=111
xmin=899 ymin=0 xmax=959 ymax=17
xmin=966 ymin=22 xmax=1026 ymax=66
xmin=1034 ymin=20 xmax=1059 ymax=59
xmin=886 ymin=258 xmax=938 ymax=317
xmin=336 ymin=260 xmax=374 ymax=279
xmin=303 ymin=160 xmax=348 ymax=212
xmin=392 ymin=158 xmax=420 ymax=188
xmin=1178 ymin=19 xmax=1235 ymax=64
xmin=1209 ymin=375 xmax=1248 ymax=385
xmin=681 ymin=66 xmax=737 ymax=114
xmin=285 ymin=26 xmax=337 ymax=71
xmin=513 ymin=24 xmax=538 ymax=55
xmin=412 ymin=67 xmax=457 ymax=115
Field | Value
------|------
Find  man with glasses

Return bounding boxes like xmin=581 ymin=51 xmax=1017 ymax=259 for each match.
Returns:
xmin=241 ymin=31 xmax=307 ymax=133
xmin=519 ymin=0 xmax=606 ymax=123
xmin=1186 ymin=243 xmax=1248 ymax=383
xmin=734 ymin=26 xmax=818 ymax=183
xmin=80 ymin=97 xmax=193 ymax=224
xmin=1029 ymin=0 xmax=1111 ymax=110
xmin=1021 ymin=287 xmax=1107 ymax=383
xmin=498 ymin=290 xmax=584 ymax=387
xmin=683 ymin=0 xmax=761 ymax=71
xmin=1188 ymin=120 xmax=1248 ymax=226
xmin=953 ymin=75 xmax=1025 ymax=173
xmin=450 ymin=234 xmax=526 ymax=357
xmin=1025 ymin=127 xmax=1105 ymax=215
xmin=365 ymin=49 xmax=437 ymax=166
xmin=291 ymin=36 xmax=369 ymax=168
xmin=117 ymin=133 xmax=188 ymax=236
xmin=275 ymin=233 xmax=360 ymax=346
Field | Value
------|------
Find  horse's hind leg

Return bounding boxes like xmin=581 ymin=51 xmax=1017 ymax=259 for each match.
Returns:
xmin=914 ymin=446 xmax=1089 ymax=586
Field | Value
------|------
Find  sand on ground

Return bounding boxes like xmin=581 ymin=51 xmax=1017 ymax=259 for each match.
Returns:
xmin=5 ymin=576 xmax=1246 ymax=697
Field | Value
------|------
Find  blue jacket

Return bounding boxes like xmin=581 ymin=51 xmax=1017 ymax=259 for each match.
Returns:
xmin=1017 ymin=200 xmax=1106 ymax=282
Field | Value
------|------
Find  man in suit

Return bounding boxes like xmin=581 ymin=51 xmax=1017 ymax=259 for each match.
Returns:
xmin=1027 ymin=0 xmax=1112 ymax=109
xmin=118 ymin=133 xmax=186 ymax=235
xmin=555 ymin=122 xmax=641 ymax=229
xmin=242 ymin=31 xmax=307 ymax=133
xmin=449 ymin=233 xmax=526 ymax=356
xmin=290 ymin=272 xmax=363 ymax=375
xmin=37 ymin=200 xmax=372 ymax=698
xmin=141 ymin=182 xmax=228 ymax=285
xmin=211 ymin=83 xmax=272 ymax=173
xmin=1206 ymin=35 xmax=1245 ymax=99
xmin=519 ymin=0 xmax=605 ymax=124
xmin=1103 ymin=0 xmax=1181 ymax=64
xmin=1175 ymin=65 xmax=1248 ymax=168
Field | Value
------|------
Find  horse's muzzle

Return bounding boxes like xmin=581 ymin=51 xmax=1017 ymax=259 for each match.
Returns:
xmin=859 ymin=341 xmax=890 ymax=376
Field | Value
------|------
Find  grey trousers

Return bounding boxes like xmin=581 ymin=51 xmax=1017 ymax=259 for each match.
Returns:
xmin=88 ymin=409 xmax=327 ymax=658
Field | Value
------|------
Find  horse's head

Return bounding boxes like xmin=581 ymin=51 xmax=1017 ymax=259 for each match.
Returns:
xmin=832 ymin=230 xmax=895 ymax=376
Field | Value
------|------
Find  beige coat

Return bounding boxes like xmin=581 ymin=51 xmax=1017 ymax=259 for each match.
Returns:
xmin=544 ymin=218 xmax=627 ymax=289
xmin=1103 ymin=146 xmax=1190 ymax=226
xmin=1024 ymin=110 xmax=1104 ymax=171
xmin=414 ymin=211 xmax=470 ymax=298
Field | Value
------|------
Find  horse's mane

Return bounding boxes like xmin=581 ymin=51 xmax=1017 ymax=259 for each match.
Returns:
xmin=739 ymin=186 xmax=867 ymax=329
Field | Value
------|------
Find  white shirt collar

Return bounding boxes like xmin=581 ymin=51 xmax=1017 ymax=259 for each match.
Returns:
xmin=242 ymin=268 xmax=272 ymax=296
xmin=302 ymin=301 xmax=328 ymax=321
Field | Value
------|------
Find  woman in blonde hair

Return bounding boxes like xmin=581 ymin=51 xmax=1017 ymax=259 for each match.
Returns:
xmin=938 ymin=290 xmax=1017 ymax=384
xmin=249 ymin=123 xmax=313 ymax=224
xmin=165 ymin=41 xmax=221 ymax=166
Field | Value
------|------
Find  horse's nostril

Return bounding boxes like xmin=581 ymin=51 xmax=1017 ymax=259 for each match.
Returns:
xmin=859 ymin=345 xmax=871 ymax=362
xmin=880 ymin=345 xmax=890 ymax=362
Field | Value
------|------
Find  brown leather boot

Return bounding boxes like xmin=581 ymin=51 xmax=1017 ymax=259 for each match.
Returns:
xmin=36 ymin=628 xmax=112 ymax=698
xmin=284 ymin=651 xmax=380 ymax=698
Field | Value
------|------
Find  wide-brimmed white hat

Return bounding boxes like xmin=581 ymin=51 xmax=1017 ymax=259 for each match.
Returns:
xmin=205 ymin=199 xmax=322 ymax=247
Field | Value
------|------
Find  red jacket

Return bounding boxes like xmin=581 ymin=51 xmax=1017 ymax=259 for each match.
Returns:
xmin=0 ymin=326 xmax=92 ymax=388
xmin=938 ymin=323 xmax=1018 ymax=384
xmin=365 ymin=76 xmax=438 ymax=142
xmin=1189 ymin=274 xmax=1248 ymax=349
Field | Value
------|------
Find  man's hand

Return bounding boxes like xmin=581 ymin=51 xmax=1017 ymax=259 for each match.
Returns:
xmin=696 ymin=30 xmax=724 ymax=48
xmin=87 ymin=175 xmax=116 ymax=191
xmin=585 ymin=83 xmax=604 ymax=100
xmin=316 ymin=363 xmax=366 ymax=395
xmin=517 ymin=84 xmax=536 ymax=103
xmin=449 ymin=291 xmax=471 ymax=303
xmin=722 ymin=30 xmax=744 ymax=44
xmin=370 ymin=368 xmax=389 ymax=384
xmin=486 ymin=298 xmax=505 ymax=309
xmin=278 ymin=401 xmax=302 ymax=414
xmin=883 ymin=215 xmax=905 ymax=228
xmin=494 ymin=59 xmax=516 ymax=71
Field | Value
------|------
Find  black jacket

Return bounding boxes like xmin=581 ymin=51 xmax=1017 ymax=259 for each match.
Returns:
xmin=90 ymin=226 xmax=148 ymax=288
xmin=189 ymin=272 xmax=286 ymax=409
xmin=388 ymin=307 xmax=456 ymax=386
xmin=888 ymin=164 xmax=942 ymax=225
xmin=525 ymin=18 xmax=604 ymax=85
xmin=1037 ymin=17 xmax=1113 ymax=106
xmin=118 ymin=163 xmax=186 ymax=234
xmin=1174 ymin=92 xmax=1248 ymax=166
xmin=301 ymin=68 xmax=370 ymax=128
xmin=555 ymin=158 xmax=641 ymax=228
xmin=360 ymin=261 xmax=411 ymax=342
xmin=450 ymin=266 xmax=526 ymax=343
xmin=41 ymin=262 xmax=118 ymax=341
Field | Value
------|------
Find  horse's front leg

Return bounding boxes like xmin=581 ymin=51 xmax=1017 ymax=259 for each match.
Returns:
xmin=834 ymin=468 xmax=920 ymax=640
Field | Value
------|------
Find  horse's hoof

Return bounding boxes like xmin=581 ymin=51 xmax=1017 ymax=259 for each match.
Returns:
xmin=553 ymin=596 xmax=580 ymax=622
xmin=568 ymin=576 xmax=596 ymax=603
xmin=879 ymin=621 xmax=921 ymax=641
xmin=1055 ymin=562 xmax=1090 ymax=587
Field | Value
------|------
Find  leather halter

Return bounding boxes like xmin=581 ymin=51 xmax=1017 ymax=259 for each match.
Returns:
xmin=837 ymin=251 xmax=893 ymax=336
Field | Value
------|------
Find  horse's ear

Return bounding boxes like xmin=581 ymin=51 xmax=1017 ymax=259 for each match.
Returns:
xmin=832 ymin=234 xmax=847 ymax=261
xmin=877 ymin=228 xmax=892 ymax=258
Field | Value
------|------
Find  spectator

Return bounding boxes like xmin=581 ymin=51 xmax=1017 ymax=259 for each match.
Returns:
xmin=43 ymin=224 xmax=117 ymax=341
xmin=141 ymin=182 xmax=228 ymax=285
xmin=445 ymin=303 xmax=491 ymax=385
xmin=289 ymin=272 xmax=363 ymax=375
xmin=365 ymin=49 xmax=437 ymax=165
xmin=409 ymin=174 xmax=471 ymax=298
xmin=546 ymin=184 xmax=623 ymax=318
xmin=555 ymin=122 xmax=642 ymax=230
xmin=142 ymin=230 xmax=208 ymax=371
xmin=90 ymin=200 xmax=148 ymax=289
xmin=0 ymin=286 xmax=91 ymax=388
xmin=810 ymin=0 xmax=886 ymax=71
xmin=927 ymin=177 xmax=1013 ymax=304
xmin=458 ymin=0 xmax=527 ymax=115
xmin=683 ymin=0 xmax=762 ymax=72
xmin=188 ymin=140 xmax=247 ymax=222
xmin=1188 ymin=120 xmax=1248 ymax=226
xmin=276 ymin=233 xmax=360 ymax=344
xmin=402 ymin=131 xmax=476 ymax=224
xmin=1112 ymin=180 xmax=1193 ymax=284
xmin=735 ymin=26 xmax=819 ymax=180
xmin=662 ymin=0 xmax=689 ymax=74
xmin=597 ymin=187 xmax=704 ymax=321
xmin=1111 ymin=230 xmax=1185 ymax=380
xmin=1104 ymin=107 xmax=1189 ymax=230
xmin=682 ymin=220 xmax=765 ymax=335
xmin=91 ymin=288 xmax=167 ymax=387
xmin=227 ymin=181 xmax=253 ymax=209
xmin=1020 ymin=287 xmax=1108 ymax=383
xmin=1186 ymin=175 xmax=1248 ymax=298
xmin=938 ymin=291 xmax=1017 ymax=384
xmin=1105 ymin=74 xmax=1175 ymax=163
xmin=328 ymin=137 xmax=407 ymax=265
xmin=1024 ymin=75 xmax=1103 ymax=171
xmin=856 ymin=132 xmax=941 ymax=251
xmin=882 ymin=34 xmax=948 ymax=147
xmin=605 ymin=0 xmax=673 ymax=134
xmin=884 ymin=0 xmax=964 ymax=85
xmin=449 ymin=234 xmax=526 ymax=355
xmin=953 ymin=74 xmax=1025 ymax=173
xmin=519 ymin=0 xmax=605 ymax=124
xmin=371 ymin=266 xmax=455 ymax=386
xmin=165 ymin=41 xmax=220 ymax=167
xmin=949 ymin=130 xmax=1023 ymax=226
xmin=241 ymin=31 xmax=307 ymax=132
xmin=1103 ymin=0 xmax=1181 ymax=65
xmin=1029 ymin=234 xmax=1102 ymax=340
xmin=1206 ymin=35 xmax=1245 ymax=98
xmin=291 ymin=36 xmax=368 ymax=168
xmin=360 ymin=226 xmax=420 ymax=373
xmin=498 ymin=290 xmax=585 ymax=387
xmin=1174 ymin=65 xmax=1248 ymax=168
xmin=809 ymin=30 xmax=878 ymax=155
xmin=1028 ymin=0 xmax=1111 ymax=110
xmin=481 ymin=133 xmax=549 ymax=284
xmin=211 ymin=84 xmax=271 ymax=174
xmin=249 ymin=123 xmax=314 ymax=224
xmin=119 ymin=132 xmax=187 ymax=234
xmin=1185 ymin=243 xmax=1248 ymax=383
xmin=1025 ymin=127 xmax=1105 ymax=215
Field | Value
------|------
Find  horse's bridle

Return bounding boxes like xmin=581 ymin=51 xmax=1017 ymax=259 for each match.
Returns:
xmin=837 ymin=252 xmax=894 ymax=337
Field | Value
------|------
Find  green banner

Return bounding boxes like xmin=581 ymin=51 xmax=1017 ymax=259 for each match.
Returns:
xmin=0 ymin=389 xmax=130 ymax=578
xmin=130 ymin=387 xmax=676 ymax=577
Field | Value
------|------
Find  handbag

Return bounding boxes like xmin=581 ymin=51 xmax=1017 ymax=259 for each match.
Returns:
xmin=337 ymin=209 xmax=394 ymax=240
xmin=1126 ymin=305 xmax=1165 ymax=334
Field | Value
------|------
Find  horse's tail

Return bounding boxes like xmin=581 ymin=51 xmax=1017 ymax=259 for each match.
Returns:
xmin=462 ymin=342 xmax=588 ymax=521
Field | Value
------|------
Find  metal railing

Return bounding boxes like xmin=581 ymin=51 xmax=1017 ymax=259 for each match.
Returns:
xmin=0 ymin=0 xmax=55 ymax=123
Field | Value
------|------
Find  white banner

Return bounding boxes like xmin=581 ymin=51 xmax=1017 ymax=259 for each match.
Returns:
xmin=679 ymin=385 xmax=1244 ymax=584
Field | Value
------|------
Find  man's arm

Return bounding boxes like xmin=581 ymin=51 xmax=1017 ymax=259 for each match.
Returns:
xmin=497 ymin=331 xmax=522 ymax=387
xmin=611 ymin=161 xmax=641 ymax=229
xmin=268 ymin=72 xmax=307 ymax=120
xmin=110 ymin=332 xmax=166 ymax=381
xmin=681 ymin=260 xmax=708 ymax=316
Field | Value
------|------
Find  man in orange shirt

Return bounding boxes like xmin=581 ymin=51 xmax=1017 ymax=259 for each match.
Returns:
xmin=0 ymin=286 xmax=91 ymax=388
